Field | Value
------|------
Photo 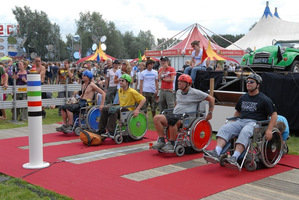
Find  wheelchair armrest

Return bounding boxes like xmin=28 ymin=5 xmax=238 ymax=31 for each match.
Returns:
xmin=183 ymin=110 xmax=204 ymax=118
xmin=225 ymin=117 xmax=239 ymax=123
xmin=120 ymin=105 xmax=136 ymax=111
xmin=161 ymin=108 xmax=174 ymax=114
xmin=255 ymin=119 xmax=270 ymax=126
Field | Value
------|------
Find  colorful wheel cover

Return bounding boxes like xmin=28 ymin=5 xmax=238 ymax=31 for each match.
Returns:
xmin=86 ymin=106 xmax=101 ymax=132
xmin=261 ymin=129 xmax=283 ymax=168
xmin=190 ymin=119 xmax=212 ymax=152
xmin=127 ymin=111 xmax=147 ymax=140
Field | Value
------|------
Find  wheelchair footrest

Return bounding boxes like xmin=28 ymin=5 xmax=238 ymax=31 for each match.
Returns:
xmin=161 ymin=149 xmax=174 ymax=154
xmin=223 ymin=162 xmax=241 ymax=171
xmin=203 ymin=155 xmax=219 ymax=164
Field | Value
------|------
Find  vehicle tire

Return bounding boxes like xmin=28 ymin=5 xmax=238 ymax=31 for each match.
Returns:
xmin=114 ymin=134 xmax=123 ymax=145
xmin=245 ymin=160 xmax=257 ymax=172
xmin=290 ymin=60 xmax=299 ymax=72
xmin=219 ymin=154 xmax=228 ymax=167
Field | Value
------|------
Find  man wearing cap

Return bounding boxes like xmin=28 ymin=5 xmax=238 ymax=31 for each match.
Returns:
xmin=158 ymin=57 xmax=176 ymax=112
xmin=98 ymin=74 xmax=145 ymax=136
xmin=140 ymin=59 xmax=159 ymax=118
xmin=56 ymin=70 xmax=106 ymax=133
xmin=204 ymin=73 xmax=277 ymax=167
xmin=104 ymin=59 xmax=119 ymax=104
xmin=151 ymin=74 xmax=215 ymax=151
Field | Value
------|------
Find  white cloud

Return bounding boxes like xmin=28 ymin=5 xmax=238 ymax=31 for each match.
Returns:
xmin=2 ymin=0 xmax=299 ymax=41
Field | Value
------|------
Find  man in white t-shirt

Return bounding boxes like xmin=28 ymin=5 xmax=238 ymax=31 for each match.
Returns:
xmin=140 ymin=59 xmax=159 ymax=117
xmin=105 ymin=59 xmax=120 ymax=104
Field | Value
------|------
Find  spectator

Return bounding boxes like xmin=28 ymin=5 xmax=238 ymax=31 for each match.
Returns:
xmin=12 ymin=60 xmax=28 ymax=121
xmin=183 ymin=40 xmax=206 ymax=82
xmin=104 ymin=59 xmax=119 ymax=104
xmin=140 ymin=59 xmax=159 ymax=118
xmin=158 ymin=56 xmax=176 ymax=112
xmin=134 ymin=61 xmax=145 ymax=92
xmin=0 ymin=62 xmax=8 ymax=120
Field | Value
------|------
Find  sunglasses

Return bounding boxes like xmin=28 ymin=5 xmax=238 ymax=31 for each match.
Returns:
xmin=120 ymin=79 xmax=126 ymax=82
xmin=246 ymin=80 xmax=255 ymax=84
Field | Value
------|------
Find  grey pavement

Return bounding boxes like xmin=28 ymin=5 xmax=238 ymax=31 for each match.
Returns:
xmin=0 ymin=123 xmax=61 ymax=139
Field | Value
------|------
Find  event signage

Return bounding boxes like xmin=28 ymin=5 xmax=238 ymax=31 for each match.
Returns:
xmin=0 ymin=24 xmax=19 ymax=36
xmin=219 ymin=50 xmax=245 ymax=56
xmin=145 ymin=50 xmax=162 ymax=57
xmin=162 ymin=49 xmax=181 ymax=56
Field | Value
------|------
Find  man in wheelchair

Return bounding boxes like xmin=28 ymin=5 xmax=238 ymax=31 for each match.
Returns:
xmin=151 ymin=74 xmax=215 ymax=151
xmin=204 ymin=73 xmax=278 ymax=168
xmin=56 ymin=70 xmax=106 ymax=133
xmin=98 ymin=74 xmax=146 ymax=136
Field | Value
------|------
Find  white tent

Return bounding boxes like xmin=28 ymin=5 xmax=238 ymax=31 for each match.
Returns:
xmin=227 ymin=1 xmax=299 ymax=50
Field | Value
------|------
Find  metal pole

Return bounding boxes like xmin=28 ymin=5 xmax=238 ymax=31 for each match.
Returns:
xmin=12 ymin=78 xmax=17 ymax=122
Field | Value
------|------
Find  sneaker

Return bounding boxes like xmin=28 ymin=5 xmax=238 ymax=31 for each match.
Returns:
xmin=224 ymin=156 xmax=238 ymax=167
xmin=56 ymin=125 xmax=67 ymax=132
xmin=65 ymin=125 xmax=73 ymax=133
xmin=151 ymin=140 xmax=166 ymax=150
xmin=204 ymin=149 xmax=220 ymax=162
xmin=161 ymin=142 xmax=174 ymax=152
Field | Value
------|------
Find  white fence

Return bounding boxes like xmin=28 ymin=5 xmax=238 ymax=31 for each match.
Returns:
xmin=0 ymin=84 xmax=81 ymax=109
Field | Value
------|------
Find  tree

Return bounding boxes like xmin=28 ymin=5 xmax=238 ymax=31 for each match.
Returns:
xmin=156 ymin=38 xmax=179 ymax=50
xmin=210 ymin=34 xmax=244 ymax=48
xmin=12 ymin=6 xmax=64 ymax=60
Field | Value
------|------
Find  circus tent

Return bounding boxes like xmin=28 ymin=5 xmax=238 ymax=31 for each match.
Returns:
xmin=227 ymin=1 xmax=299 ymax=50
xmin=76 ymin=42 xmax=116 ymax=64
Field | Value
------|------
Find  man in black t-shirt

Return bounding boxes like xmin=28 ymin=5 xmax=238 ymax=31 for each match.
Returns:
xmin=204 ymin=73 xmax=278 ymax=167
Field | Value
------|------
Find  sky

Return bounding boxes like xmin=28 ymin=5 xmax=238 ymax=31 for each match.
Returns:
xmin=1 ymin=0 xmax=299 ymax=42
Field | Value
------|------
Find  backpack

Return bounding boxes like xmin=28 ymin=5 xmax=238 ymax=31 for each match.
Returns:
xmin=79 ymin=130 xmax=102 ymax=146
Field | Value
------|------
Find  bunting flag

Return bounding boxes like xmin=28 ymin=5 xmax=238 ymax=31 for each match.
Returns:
xmin=138 ymin=50 xmax=142 ymax=63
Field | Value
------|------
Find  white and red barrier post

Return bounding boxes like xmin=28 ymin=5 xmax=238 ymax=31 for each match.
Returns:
xmin=23 ymin=66 xmax=49 ymax=169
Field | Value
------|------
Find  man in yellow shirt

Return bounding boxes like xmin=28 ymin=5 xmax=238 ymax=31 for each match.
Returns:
xmin=98 ymin=74 xmax=145 ymax=135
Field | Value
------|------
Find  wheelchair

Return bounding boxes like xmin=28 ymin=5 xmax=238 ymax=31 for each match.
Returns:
xmin=101 ymin=105 xmax=148 ymax=144
xmin=152 ymin=108 xmax=212 ymax=157
xmin=204 ymin=118 xmax=283 ymax=171
xmin=63 ymin=94 xmax=102 ymax=135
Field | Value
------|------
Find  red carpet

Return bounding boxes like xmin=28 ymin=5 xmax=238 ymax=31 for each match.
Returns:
xmin=0 ymin=130 xmax=298 ymax=200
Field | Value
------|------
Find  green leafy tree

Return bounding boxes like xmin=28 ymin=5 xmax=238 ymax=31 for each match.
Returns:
xmin=210 ymin=34 xmax=244 ymax=48
xmin=12 ymin=6 xmax=63 ymax=60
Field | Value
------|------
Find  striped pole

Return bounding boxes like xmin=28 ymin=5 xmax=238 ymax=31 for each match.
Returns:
xmin=23 ymin=66 xmax=49 ymax=169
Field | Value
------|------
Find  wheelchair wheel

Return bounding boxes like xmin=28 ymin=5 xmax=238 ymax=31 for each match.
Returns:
xmin=219 ymin=154 xmax=228 ymax=167
xmin=261 ymin=128 xmax=283 ymax=168
xmin=114 ymin=134 xmax=123 ymax=144
xmin=127 ymin=111 xmax=147 ymax=140
xmin=190 ymin=119 xmax=212 ymax=152
xmin=245 ymin=160 xmax=257 ymax=172
xmin=74 ymin=127 xmax=81 ymax=136
xmin=175 ymin=145 xmax=185 ymax=157
xmin=86 ymin=106 xmax=101 ymax=132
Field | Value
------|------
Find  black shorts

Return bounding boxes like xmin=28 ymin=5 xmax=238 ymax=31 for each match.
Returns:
xmin=165 ymin=113 xmax=183 ymax=126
